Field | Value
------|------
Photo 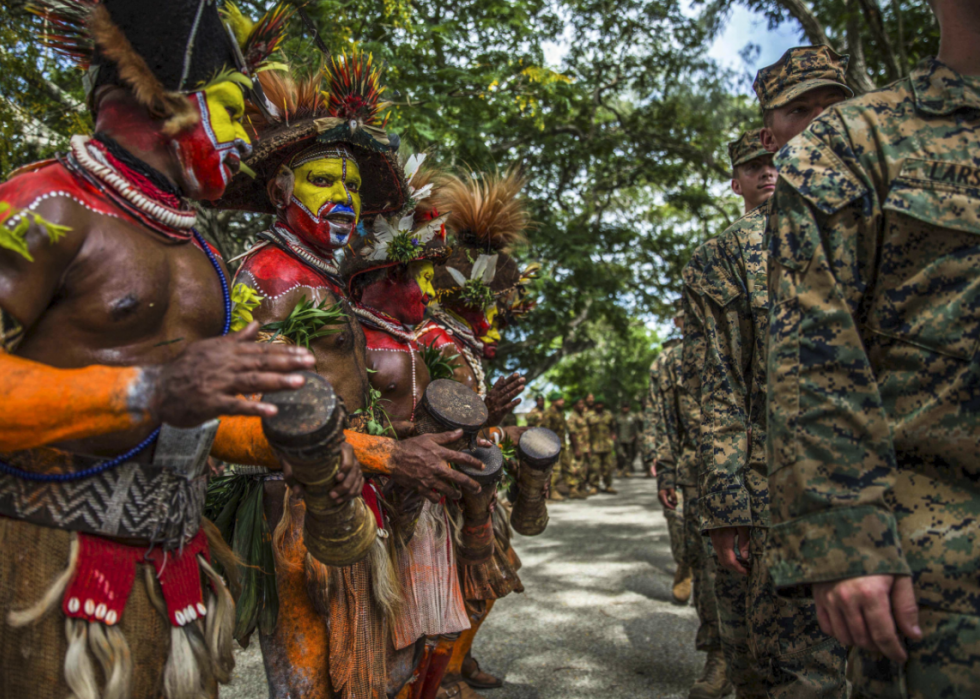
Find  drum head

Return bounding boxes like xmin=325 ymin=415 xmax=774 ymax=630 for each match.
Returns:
xmin=262 ymin=371 xmax=340 ymax=448
xmin=422 ymin=379 xmax=488 ymax=433
xmin=457 ymin=444 xmax=503 ymax=486
xmin=518 ymin=428 xmax=562 ymax=468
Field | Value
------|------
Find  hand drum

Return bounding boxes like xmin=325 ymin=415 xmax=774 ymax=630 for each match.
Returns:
xmin=510 ymin=427 xmax=562 ymax=536
xmin=414 ymin=379 xmax=488 ymax=451
xmin=455 ymin=444 xmax=503 ymax=565
xmin=262 ymin=372 xmax=377 ymax=566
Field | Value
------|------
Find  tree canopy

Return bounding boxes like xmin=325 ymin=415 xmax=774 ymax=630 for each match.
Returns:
xmin=0 ymin=0 xmax=939 ymax=394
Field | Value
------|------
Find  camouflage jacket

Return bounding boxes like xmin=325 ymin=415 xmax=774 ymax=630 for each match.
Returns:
xmin=566 ymin=410 xmax=590 ymax=456
xmin=684 ymin=200 xmax=771 ymax=532
xmin=641 ymin=359 xmax=659 ymax=465
xmin=615 ymin=411 xmax=640 ymax=445
xmin=653 ymin=339 xmax=698 ymax=489
xmin=540 ymin=404 xmax=568 ymax=444
xmin=587 ymin=410 xmax=615 ymax=453
xmin=765 ymin=60 xmax=980 ymax=611
xmin=525 ymin=407 xmax=545 ymax=428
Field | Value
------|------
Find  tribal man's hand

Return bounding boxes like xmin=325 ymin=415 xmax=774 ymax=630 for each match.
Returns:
xmin=658 ymin=487 xmax=677 ymax=511
xmin=280 ymin=443 xmax=364 ymax=505
xmin=814 ymin=575 xmax=921 ymax=663
xmin=710 ymin=526 xmax=751 ymax=575
xmin=484 ymin=373 xmax=526 ymax=426
xmin=147 ymin=322 xmax=315 ymax=427
xmin=390 ymin=430 xmax=485 ymax=502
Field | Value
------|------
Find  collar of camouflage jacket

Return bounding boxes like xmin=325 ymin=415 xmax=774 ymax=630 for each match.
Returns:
xmin=911 ymin=58 xmax=980 ymax=116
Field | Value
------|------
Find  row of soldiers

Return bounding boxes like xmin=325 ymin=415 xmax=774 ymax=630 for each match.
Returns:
xmin=641 ymin=3 xmax=980 ymax=697
xmin=525 ymin=393 xmax=642 ymax=499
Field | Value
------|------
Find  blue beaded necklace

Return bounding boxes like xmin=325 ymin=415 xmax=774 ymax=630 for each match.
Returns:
xmin=0 ymin=229 xmax=231 ymax=483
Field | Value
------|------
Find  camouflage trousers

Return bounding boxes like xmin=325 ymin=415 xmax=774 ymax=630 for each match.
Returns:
xmin=588 ymin=451 xmax=615 ymax=490
xmin=849 ymin=607 xmax=980 ymax=699
xmin=682 ymin=485 xmax=720 ymax=652
xmin=615 ymin=443 xmax=636 ymax=474
xmin=714 ymin=527 xmax=846 ymax=698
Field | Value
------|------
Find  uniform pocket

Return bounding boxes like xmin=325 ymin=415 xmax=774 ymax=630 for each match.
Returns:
xmin=766 ymin=296 xmax=800 ymax=472
xmin=874 ymin=159 xmax=980 ymax=361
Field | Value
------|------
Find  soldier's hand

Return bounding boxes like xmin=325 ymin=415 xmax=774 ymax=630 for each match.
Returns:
xmin=710 ymin=526 xmax=750 ymax=576
xmin=389 ymin=430 xmax=484 ymax=502
xmin=813 ymin=575 xmax=921 ymax=663
xmin=148 ymin=322 xmax=315 ymax=427
xmin=658 ymin=487 xmax=677 ymax=510
xmin=484 ymin=373 xmax=526 ymax=426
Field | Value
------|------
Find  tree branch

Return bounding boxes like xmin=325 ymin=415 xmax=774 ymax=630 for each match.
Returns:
xmin=775 ymin=0 xmax=833 ymax=47
xmin=855 ymin=0 xmax=901 ymax=81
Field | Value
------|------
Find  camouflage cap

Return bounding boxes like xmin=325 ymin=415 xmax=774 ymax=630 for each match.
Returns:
xmin=547 ymin=390 xmax=563 ymax=402
xmin=728 ymin=129 xmax=770 ymax=169
xmin=753 ymin=46 xmax=853 ymax=110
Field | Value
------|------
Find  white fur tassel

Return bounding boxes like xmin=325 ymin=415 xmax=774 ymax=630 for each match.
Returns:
xmin=8 ymin=534 xmax=79 ymax=627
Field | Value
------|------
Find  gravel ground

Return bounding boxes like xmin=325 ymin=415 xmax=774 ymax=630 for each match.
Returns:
xmin=226 ymin=473 xmax=703 ymax=698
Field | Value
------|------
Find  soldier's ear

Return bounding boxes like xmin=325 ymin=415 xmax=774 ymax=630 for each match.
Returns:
xmin=760 ymin=127 xmax=779 ymax=154
xmin=268 ymin=165 xmax=295 ymax=210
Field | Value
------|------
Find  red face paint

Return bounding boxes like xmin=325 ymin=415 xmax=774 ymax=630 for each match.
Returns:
xmin=360 ymin=271 xmax=429 ymax=326
xmin=170 ymin=88 xmax=251 ymax=201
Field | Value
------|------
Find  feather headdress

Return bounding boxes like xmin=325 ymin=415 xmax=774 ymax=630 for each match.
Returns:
xmin=432 ymin=169 xmax=531 ymax=309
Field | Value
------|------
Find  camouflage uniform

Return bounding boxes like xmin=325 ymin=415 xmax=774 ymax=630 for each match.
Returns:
xmin=655 ymin=337 xmax=720 ymax=653
xmin=614 ymin=410 xmax=639 ymax=475
xmin=524 ymin=406 xmax=545 ymax=428
xmin=586 ymin=409 xmax=616 ymax=490
xmin=565 ymin=409 xmax=591 ymax=493
xmin=682 ymin=55 xmax=852 ymax=699
xmin=646 ymin=355 xmax=686 ymax=566
xmin=540 ymin=403 xmax=576 ymax=492
xmin=765 ymin=58 xmax=980 ymax=699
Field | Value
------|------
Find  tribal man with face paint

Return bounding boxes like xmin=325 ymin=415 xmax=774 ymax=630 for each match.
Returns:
xmin=215 ymin=58 xmax=490 ymax=699
xmin=0 ymin=3 xmax=346 ymax=698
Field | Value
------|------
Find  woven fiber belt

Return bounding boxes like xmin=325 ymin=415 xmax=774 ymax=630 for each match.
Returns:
xmin=0 ymin=421 xmax=218 ymax=550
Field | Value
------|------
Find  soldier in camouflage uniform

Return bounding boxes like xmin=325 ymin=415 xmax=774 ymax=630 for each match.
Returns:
xmin=682 ymin=48 xmax=851 ymax=699
xmin=525 ymin=394 xmax=545 ymax=428
xmin=655 ymin=311 xmax=726 ymax=697
xmin=539 ymin=392 xmax=568 ymax=501
xmin=587 ymin=398 xmax=617 ymax=493
xmin=566 ymin=398 xmax=592 ymax=499
xmin=765 ymin=6 xmax=980 ymax=695
xmin=614 ymin=401 xmax=640 ymax=477
xmin=648 ymin=345 xmax=690 ymax=603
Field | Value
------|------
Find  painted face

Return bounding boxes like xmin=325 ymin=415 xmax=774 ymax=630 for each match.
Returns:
xmin=171 ymin=81 xmax=252 ymax=201
xmin=479 ymin=305 xmax=501 ymax=358
xmin=283 ymin=156 xmax=362 ymax=252
xmin=360 ymin=261 xmax=433 ymax=327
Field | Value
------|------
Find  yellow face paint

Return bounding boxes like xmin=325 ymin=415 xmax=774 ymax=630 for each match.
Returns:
xmin=408 ymin=260 xmax=436 ymax=301
xmin=202 ymin=81 xmax=251 ymax=146
xmin=288 ymin=157 xmax=363 ymax=248
xmin=480 ymin=305 xmax=501 ymax=343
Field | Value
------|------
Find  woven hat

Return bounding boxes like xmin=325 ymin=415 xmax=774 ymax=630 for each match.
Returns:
xmin=28 ymin=0 xmax=289 ymax=127
xmin=217 ymin=49 xmax=407 ymax=216
xmin=754 ymin=46 xmax=853 ymax=111
xmin=728 ymin=129 xmax=770 ymax=169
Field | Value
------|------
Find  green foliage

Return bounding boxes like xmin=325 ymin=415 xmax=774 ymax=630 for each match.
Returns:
xmin=420 ymin=338 xmax=460 ymax=380
xmin=458 ymin=279 xmax=495 ymax=312
xmin=260 ymin=295 xmax=346 ymax=348
xmin=387 ymin=231 xmax=423 ymax=262
xmin=0 ymin=202 xmax=70 ymax=261
xmin=205 ymin=472 xmax=278 ymax=646
xmin=352 ymin=371 xmax=396 ymax=436
xmin=498 ymin=435 xmax=517 ymax=494
xmin=230 ymin=282 xmax=264 ymax=332
xmin=546 ymin=320 xmax=661 ymax=409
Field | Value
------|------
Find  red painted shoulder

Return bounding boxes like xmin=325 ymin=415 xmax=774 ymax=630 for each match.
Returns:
xmin=362 ymin=324 xmax=414 ymax=352
xmin=416 ymin=320 xmax=457 ymax=350
xmin=235 ymin=245 xmax=337 ymax=299
xmin=0 ymin=160 xmax=127 ymax=223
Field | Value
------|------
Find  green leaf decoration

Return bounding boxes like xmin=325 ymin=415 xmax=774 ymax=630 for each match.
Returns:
xmin=387 ymin=231 xmax=423 ymax=263
xmin=0 ymin=202 xmax=71 ymax=262
xmin=230 ymin=283 xmax=264 ymax=332
xmin=420 ymin=338 xmax=459 ymax=381
xmin=260 ymin=294 xmax=346 ymax=348
xmin=458 ymin=278 xmax=494 ymax=311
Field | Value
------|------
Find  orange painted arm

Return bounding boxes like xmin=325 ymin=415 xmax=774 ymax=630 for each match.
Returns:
xmin=0 ymin=351 xmax=148 ymax=452
xmin=342 ymin=430 xmax=394 ymax=476
xmin=210 ymin=418 xmax=395 ymax=477
xmin=211 ymin=414 xmax=281 ymax=469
